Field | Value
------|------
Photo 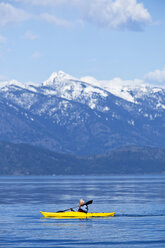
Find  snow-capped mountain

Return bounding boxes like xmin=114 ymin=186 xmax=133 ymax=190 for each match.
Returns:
xmin=0 ymin=71 xmax=165 ymax=155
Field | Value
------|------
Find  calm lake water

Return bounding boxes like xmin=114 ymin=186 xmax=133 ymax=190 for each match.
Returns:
xmin=0 ymin=175 xmax=165 ymax=248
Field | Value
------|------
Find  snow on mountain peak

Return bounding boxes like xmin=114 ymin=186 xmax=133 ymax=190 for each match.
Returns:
xmin=80 ymin=76 xmax=163 ymax=103
xmin=0 ymin=79 xmax=37 ymax=93
xmin=0 ymin=80 xmax=24 ymax=89
xmin=1 ymin=71 xmax=165 ymax=107
xmin=43 ymin=71 xmax=78 ymax=86
xmin=80 ymin=76 xmax=139 ymax=103
xmin=41 ymin=71 xmax=108 ymax=112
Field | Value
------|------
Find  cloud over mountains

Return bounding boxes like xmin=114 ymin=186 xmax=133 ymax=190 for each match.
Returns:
xmin=2 ymin=0 xmax=151 ymax=31
xmin=145 ymin=68 xmax=165 ymax=85
xmin=77 ymin=0 xmax=151 ymax=31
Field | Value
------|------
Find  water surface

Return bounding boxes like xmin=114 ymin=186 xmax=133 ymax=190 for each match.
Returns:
xmin=0 ymin=175 xmax=165 ymax=247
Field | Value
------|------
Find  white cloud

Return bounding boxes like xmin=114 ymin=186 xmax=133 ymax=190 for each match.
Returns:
xmin=0 ymin=2 xmax=30 ymax=27
xmin=41 ymin=13 xmax=73 ymax=28
xmin=78 ymin=0 xmax=151 ymax=31
xmin=81 ymin=67 xmax=165 ymax=91
xmin=11 ymin=0 xmax=151 ymax=31
xmin=81 ymin=76 xmax=144 ymax=89
xmin=24 ymin=31 xmax=38 ymax=40
xmin=0 ymin=34 xmax=7 ymax=43
xmin=144 ymin=67 xmax=165 ymax=84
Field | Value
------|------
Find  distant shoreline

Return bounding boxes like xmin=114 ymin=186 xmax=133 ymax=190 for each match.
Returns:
xmin=0 ymin=142 xmax=165 ymax=176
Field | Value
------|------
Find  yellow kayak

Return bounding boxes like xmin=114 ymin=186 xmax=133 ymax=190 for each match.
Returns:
xmin=40 ymin=211 xmax=115 ymax=218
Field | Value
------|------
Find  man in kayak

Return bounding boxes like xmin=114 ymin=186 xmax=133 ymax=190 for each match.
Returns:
xmin=70 ymin=199 xmax=88 ymax=213
xmin=78 ymin=199 xmax=88 ymax=213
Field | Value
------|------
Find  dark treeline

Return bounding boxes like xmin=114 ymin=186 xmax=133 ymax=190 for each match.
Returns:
xmin=0 ymin=142 xmax=165 ymax=175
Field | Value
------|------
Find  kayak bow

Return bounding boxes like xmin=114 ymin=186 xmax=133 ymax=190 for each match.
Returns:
xmin=40 ymin=211 xmax=115 ymax=218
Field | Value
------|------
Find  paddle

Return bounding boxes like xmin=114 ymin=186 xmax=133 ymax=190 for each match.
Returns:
xmin=56 ymin=200 xmax=93 ymax=213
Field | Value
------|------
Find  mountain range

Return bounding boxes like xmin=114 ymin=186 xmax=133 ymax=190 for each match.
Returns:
xmin=0 ymin=71 xmax=165 ymax=156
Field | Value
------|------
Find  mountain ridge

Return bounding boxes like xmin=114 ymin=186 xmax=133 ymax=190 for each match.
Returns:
xmin=0 ymin=71 xmax=165 ymax=155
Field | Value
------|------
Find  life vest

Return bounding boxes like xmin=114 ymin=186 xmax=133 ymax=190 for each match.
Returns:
xmin=78 ymin=207 xmax=87 ymax=213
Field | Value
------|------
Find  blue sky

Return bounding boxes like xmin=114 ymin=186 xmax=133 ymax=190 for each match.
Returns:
xmin=0 ymin=0 xmax=165 ymax=85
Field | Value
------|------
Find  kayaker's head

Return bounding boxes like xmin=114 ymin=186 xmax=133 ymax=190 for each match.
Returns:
xmin=79 ymin=199 xmax=85 ymax=206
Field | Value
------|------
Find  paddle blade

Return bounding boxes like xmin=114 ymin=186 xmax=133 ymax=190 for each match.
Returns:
xmin=83 ymin=200 xmax=93 ymax=206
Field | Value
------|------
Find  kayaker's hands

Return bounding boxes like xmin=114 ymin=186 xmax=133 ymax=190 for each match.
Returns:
xmin=70 ymin=208 xmax=74 ymax=211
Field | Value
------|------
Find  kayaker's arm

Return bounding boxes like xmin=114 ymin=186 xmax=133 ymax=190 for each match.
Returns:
xmin=70 ymin=208 xmax=75 ymax=212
